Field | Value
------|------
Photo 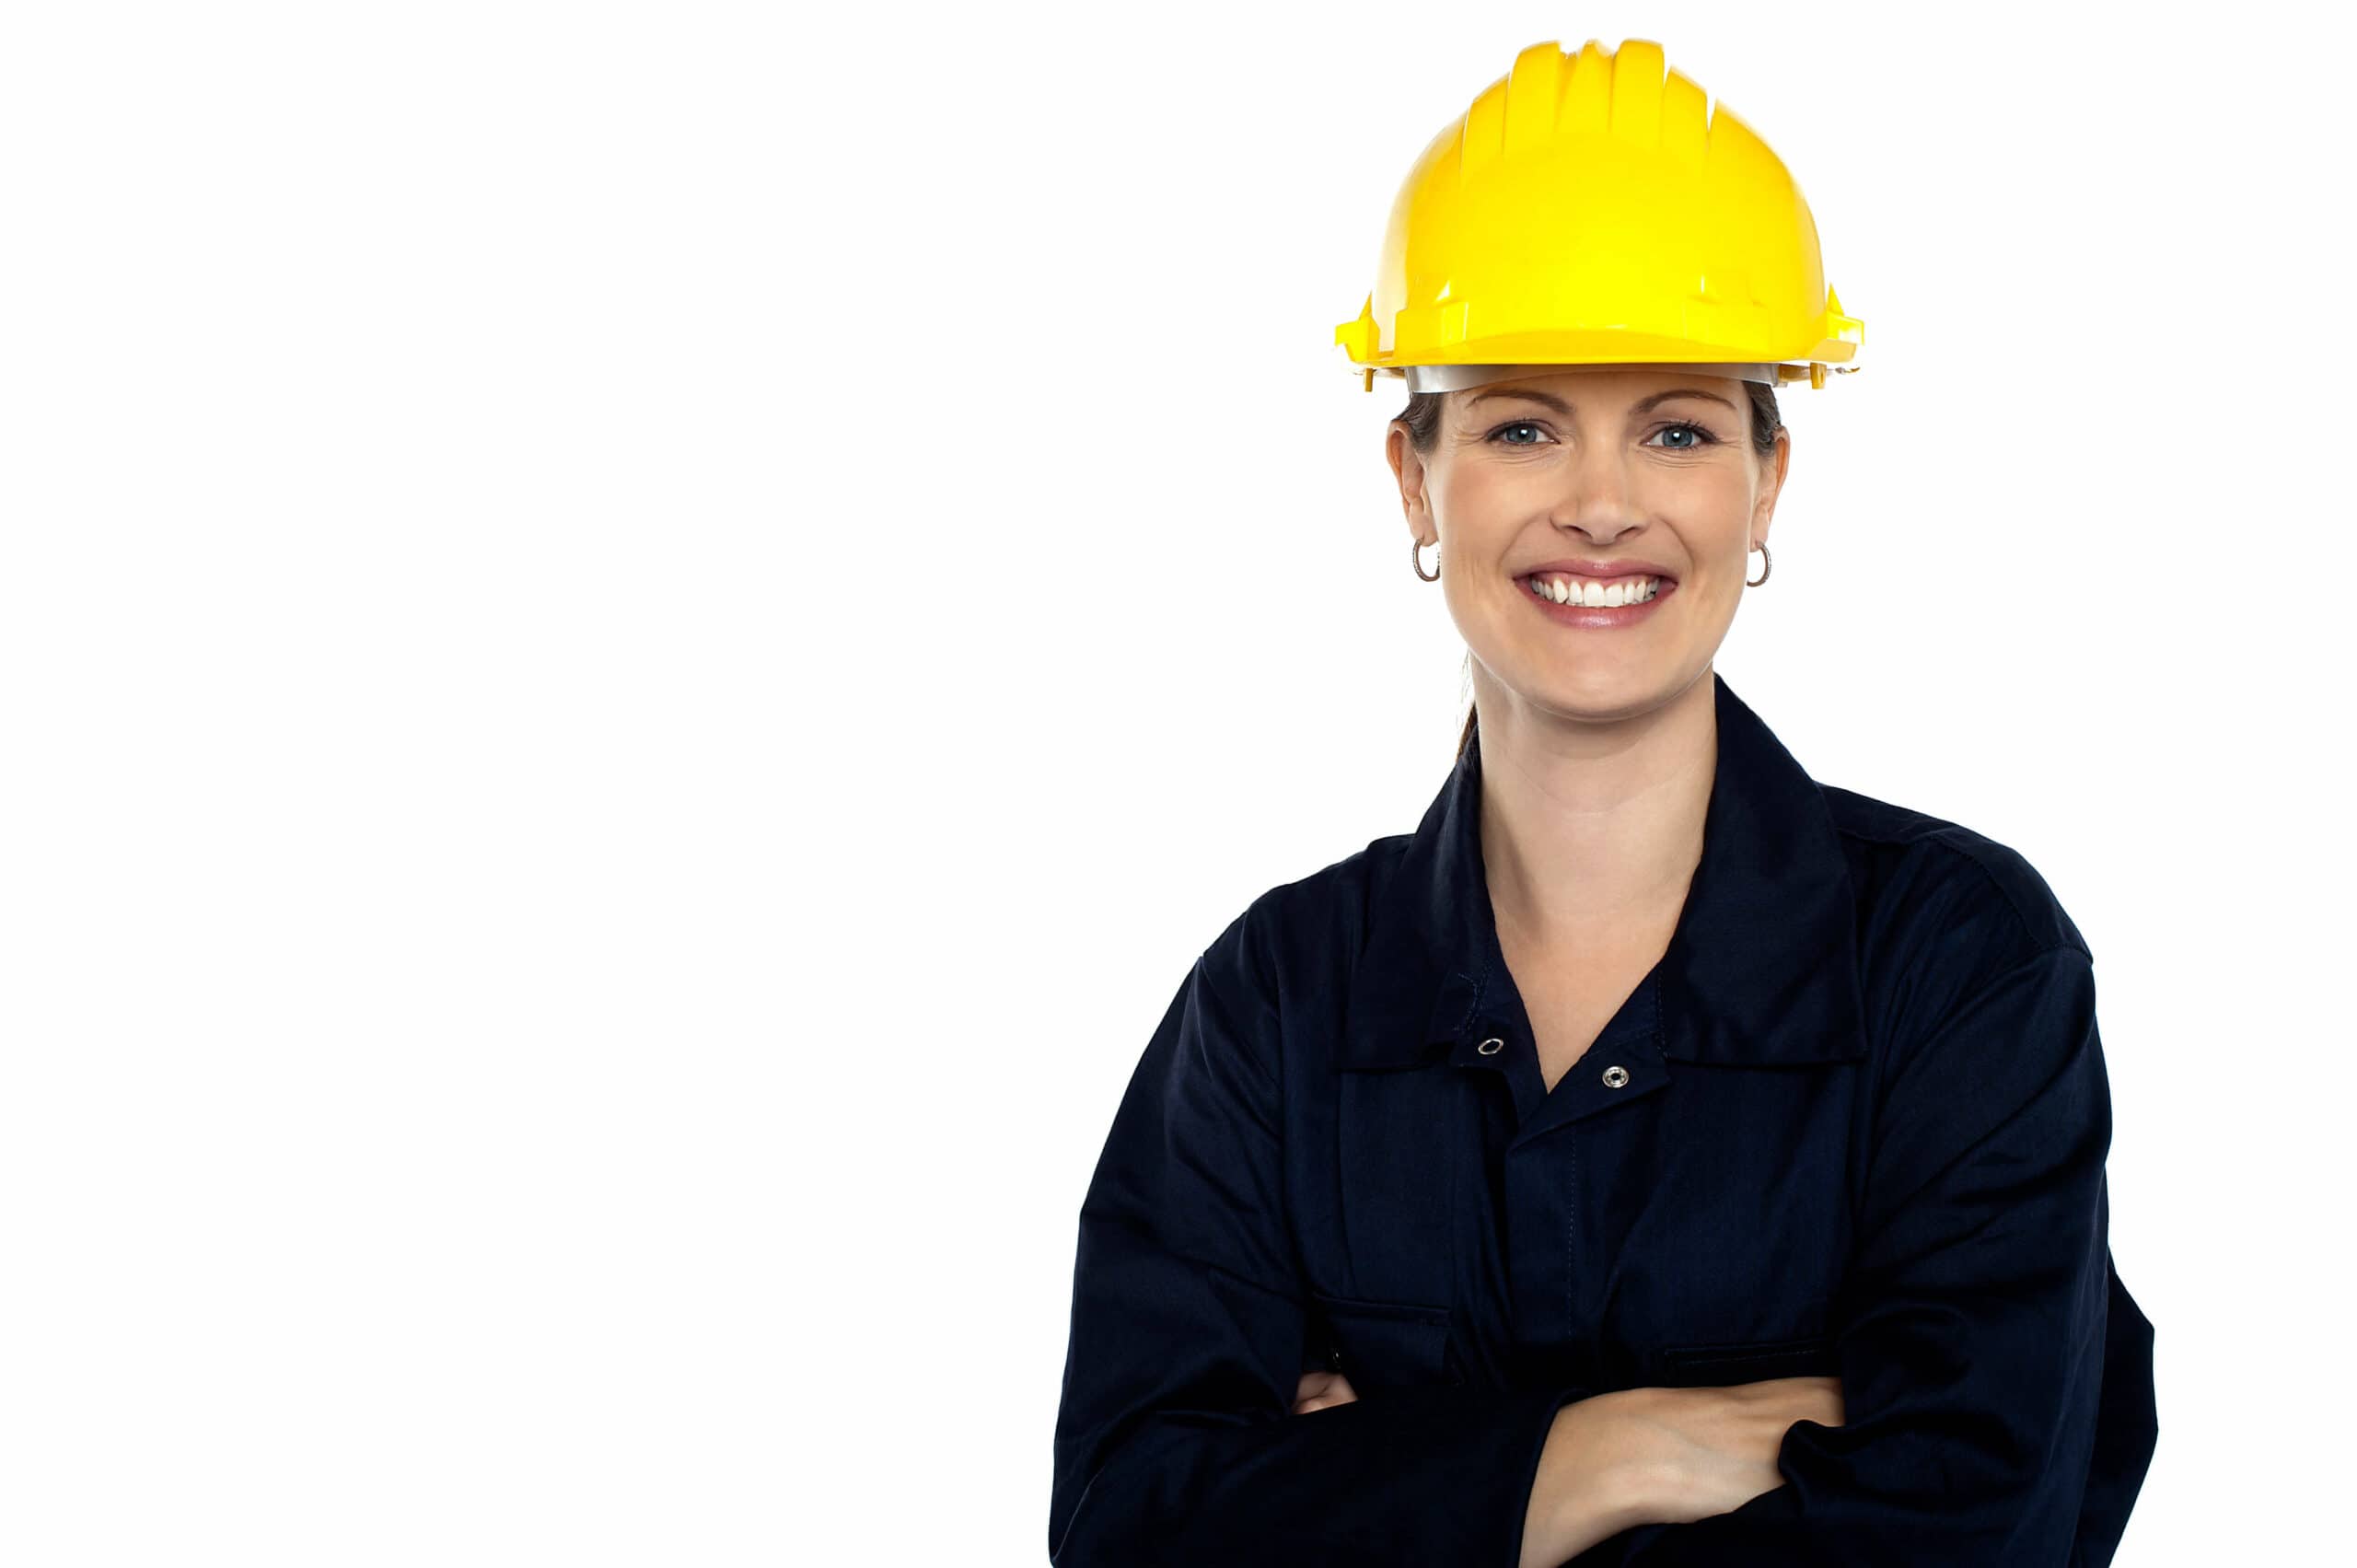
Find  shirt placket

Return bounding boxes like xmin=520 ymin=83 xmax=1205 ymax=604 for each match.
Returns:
xmin=1448 ymin=957 xmax=1672 ymax=1381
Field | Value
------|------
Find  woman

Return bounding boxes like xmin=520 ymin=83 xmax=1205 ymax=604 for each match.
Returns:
xmin=1049 ymin=38 xmax=2155 ymax=1568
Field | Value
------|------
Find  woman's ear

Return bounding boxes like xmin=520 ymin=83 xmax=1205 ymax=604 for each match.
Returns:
xmin=1753 ymin=425 xmax=1792 ymax=540
xmin=1386 ymin=423 xmax=1432 ymax=532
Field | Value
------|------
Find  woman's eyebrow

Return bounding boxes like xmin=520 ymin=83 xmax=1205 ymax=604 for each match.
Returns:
xmin=1466 ymin=387 xmax=1738 ymax=414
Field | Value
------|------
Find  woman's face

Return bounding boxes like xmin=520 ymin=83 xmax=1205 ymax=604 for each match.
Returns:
xmin=1386 ymin=366 xmax=1791 ymax=724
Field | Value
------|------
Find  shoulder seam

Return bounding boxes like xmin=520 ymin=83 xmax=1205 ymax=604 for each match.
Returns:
xmin=1821 ymin=784 xmax=2091 ymax=962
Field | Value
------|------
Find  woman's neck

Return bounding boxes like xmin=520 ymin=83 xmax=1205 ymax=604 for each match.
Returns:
xmin=1474 ymin=672 xmax=1716 ymax=948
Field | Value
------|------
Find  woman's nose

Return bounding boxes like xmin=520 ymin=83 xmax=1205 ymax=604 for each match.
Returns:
xmin=1552 ymin=447 xmax=1642 ymax=533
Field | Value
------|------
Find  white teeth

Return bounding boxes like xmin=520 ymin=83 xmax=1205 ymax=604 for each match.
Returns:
xmin=1528 ymin=574 xmax=1660 ymax=606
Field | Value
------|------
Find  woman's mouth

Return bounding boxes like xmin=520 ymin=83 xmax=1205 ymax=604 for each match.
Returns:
xmin=1515 ymin=571 xmax=1677 ymax=628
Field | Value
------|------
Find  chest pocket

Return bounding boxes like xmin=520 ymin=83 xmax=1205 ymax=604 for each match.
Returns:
xmin=1650 ymin=1330 xmax=1838 ymax=1388
xmin=1306 ymin=1293 xmax=1458 ymax=1390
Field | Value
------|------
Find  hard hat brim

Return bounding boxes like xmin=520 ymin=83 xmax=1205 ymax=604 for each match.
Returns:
xmin=1393 ymin=362 xmax=1789 ymax=393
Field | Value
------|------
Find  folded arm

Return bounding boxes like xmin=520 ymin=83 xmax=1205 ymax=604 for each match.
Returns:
xmin=1050 ymin=916 xmax=1609 ymax=1567
xmin=1596 ymin=944 xmax=2146 ymax=1567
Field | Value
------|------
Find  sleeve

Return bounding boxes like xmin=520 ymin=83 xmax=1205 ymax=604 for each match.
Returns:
xmin=1049 ymin=917 xmax=1589 ymax=1568
xmin=1603 ymin=942 xmax=2151 ymax=1568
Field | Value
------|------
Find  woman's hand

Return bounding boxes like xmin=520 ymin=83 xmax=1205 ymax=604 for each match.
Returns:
xmin=1617 ymin=1375 xmax=1846 ymax=1524
xmin=1290 ymin=1368 xmax=1361 ymax=1414
xmin=1291 ymin=1365 xmax=1840 ymax=1541
xmin=1520 ymin=1376 xmax=1843 ymax=1567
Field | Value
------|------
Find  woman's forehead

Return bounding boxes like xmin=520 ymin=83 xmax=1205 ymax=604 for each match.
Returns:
xmin=1450 ymin=366 xmax=1750 ymax=410
xmin=1467 ymin=366 xmax=1742 ymax=393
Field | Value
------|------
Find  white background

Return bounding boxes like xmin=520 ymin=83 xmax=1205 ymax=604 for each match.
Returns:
xmin=1 ymin=2 xmax=2346 ymax=1562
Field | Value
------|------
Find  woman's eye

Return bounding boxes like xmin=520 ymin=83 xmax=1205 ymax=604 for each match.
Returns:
xmin=1488 ymin=421 xmax=1718 ymax=449
xmin=1649 ymin=422 xmax=1717 ymax=450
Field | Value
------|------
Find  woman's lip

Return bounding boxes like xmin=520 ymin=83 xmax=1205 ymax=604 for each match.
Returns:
xmin=1520 ymin=576 xmax=1677 ymax=627
xmin=1517 ymin=564 xmax=1679 ymax=584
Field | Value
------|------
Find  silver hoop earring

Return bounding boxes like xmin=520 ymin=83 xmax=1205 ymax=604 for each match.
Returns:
xmin=1747 ymin=542 xmax=1771 ymax=587
xmin=1412 ymin=537 xmax=1440 ymax=581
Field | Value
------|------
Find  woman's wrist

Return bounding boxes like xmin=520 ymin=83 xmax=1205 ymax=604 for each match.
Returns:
xmin=1522 ymin=1390 xmax=1666 ymax=1566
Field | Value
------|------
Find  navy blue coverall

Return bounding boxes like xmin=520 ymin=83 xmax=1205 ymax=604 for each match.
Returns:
xmin=1049 ymin=671 xmax=2157 ymax=1566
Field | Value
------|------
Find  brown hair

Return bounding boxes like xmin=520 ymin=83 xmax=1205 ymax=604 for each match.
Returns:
xmin=1390 ymin=380 xmax=1785 ymax=761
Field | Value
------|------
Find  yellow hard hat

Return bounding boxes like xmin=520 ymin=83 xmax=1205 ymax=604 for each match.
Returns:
xmin=1334 ymin=38 xmax=1863 ymax=394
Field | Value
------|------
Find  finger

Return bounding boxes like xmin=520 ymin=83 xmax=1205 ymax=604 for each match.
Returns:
xmin=1290 ymin=1371 xmax=1363 ymax=1415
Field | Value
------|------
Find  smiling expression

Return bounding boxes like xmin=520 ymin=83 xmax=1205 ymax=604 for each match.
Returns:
xmin=1386 ymin=365 xmax=1791 ymax=718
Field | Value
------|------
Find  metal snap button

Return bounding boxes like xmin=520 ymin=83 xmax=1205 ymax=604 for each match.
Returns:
xmin=1327 ymin=1346 xmax=1343 ymax=1372
xmin=1601 ymin=1063 xmax=1630 ymax=1088
xmin=1476 ymin=1037 xmax=1504 ymax=1055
